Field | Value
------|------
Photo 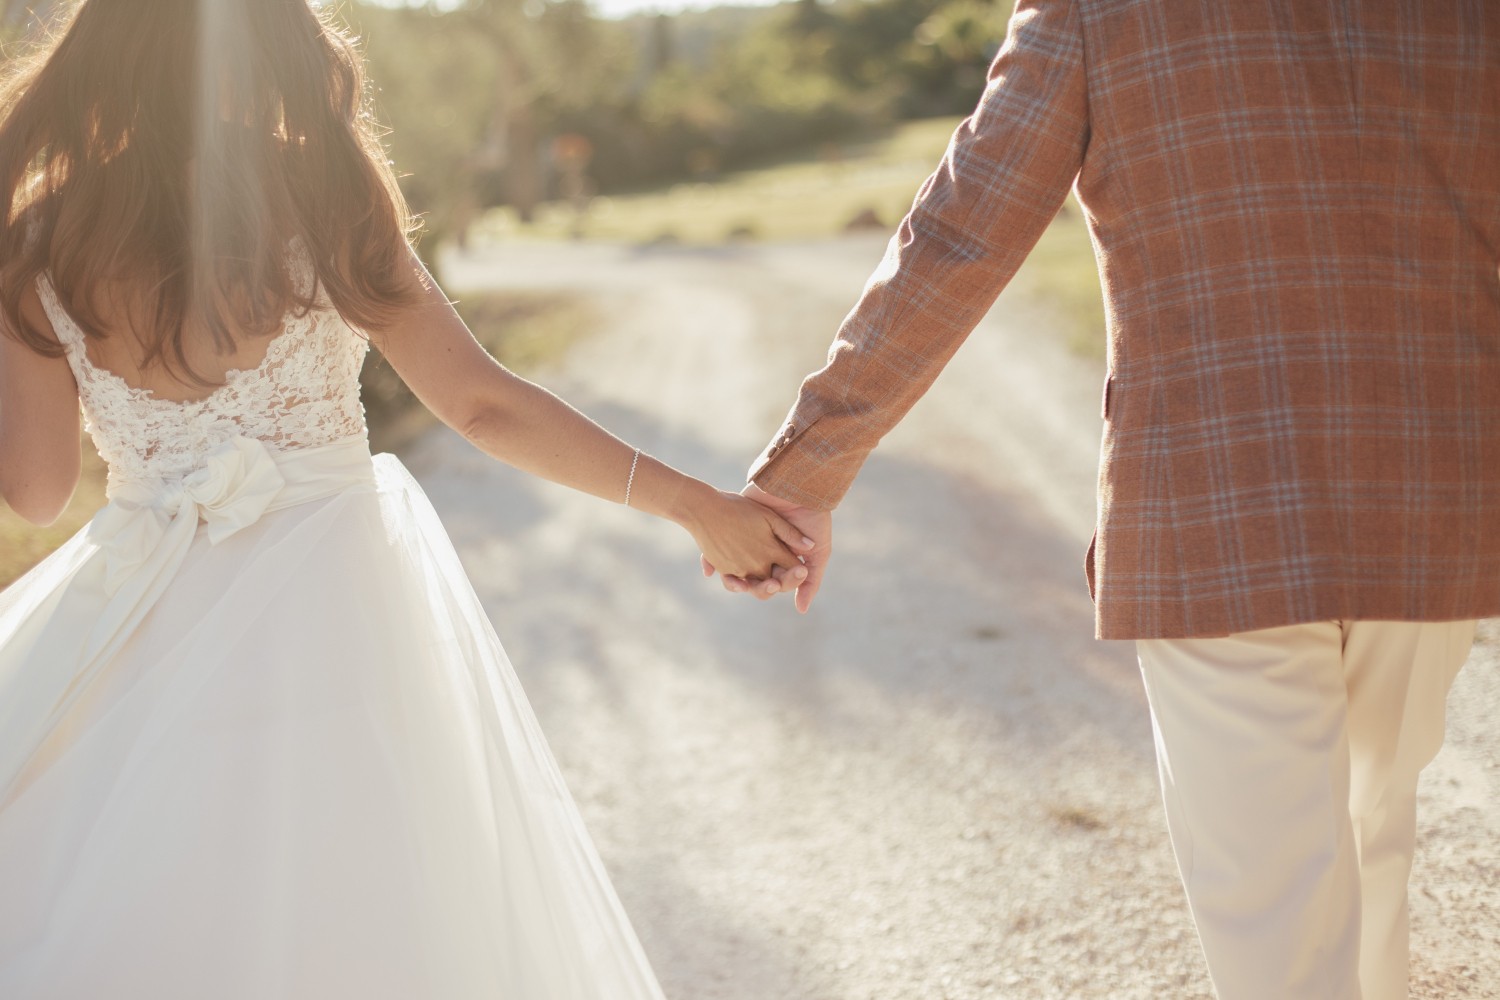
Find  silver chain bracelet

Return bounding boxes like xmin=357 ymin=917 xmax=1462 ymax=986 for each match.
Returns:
xmin=623 ymin=448 xmax=641 ymax=507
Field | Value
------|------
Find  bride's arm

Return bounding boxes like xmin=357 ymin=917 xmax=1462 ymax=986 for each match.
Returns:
xmin=0 ymin=284 xmax=82 ymax=527
xmin=365 ymin=246 xmax=811 ymax=584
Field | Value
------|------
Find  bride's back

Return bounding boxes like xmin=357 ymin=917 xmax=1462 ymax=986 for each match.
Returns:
xmin=63 ymin=243 xmax=333 ymax=406
xmin=0 ymin=0 xmax=423 ymax=467
xmin=32 ymin=235 xmax=374 ymax=494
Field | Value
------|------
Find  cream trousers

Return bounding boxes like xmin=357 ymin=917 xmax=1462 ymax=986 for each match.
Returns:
xmin=1136 ymin=620 xmax=1476 ymax=1000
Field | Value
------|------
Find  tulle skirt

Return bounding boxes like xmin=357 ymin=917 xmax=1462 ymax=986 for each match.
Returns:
xmin=0 ymin=449 xmax=666 ymax=999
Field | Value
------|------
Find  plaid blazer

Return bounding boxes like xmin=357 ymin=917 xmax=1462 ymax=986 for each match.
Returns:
xmin=749 ymin=0 xmax=1500 ymax=640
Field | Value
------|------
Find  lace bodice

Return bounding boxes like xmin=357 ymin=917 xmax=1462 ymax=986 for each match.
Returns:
xmin=35 ymin=254 xmax=371 ymax=498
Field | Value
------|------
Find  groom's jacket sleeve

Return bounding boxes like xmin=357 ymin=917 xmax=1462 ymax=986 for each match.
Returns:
xmin=749 ymin=0 xmax=1089 ymax=510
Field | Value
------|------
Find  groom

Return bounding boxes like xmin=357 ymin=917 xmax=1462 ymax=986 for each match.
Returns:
xmin=718 ymin=1 xmax=1500 ymax=997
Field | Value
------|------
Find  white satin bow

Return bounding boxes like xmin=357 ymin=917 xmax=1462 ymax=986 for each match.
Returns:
xmin=88 ymin=436 xmax=287 ymax=596
xmin=0 ymin=434 xmax=374 ymax=808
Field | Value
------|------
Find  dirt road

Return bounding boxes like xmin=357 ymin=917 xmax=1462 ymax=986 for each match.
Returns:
xmin=410 ymin=237 xmax=1498 ymax=999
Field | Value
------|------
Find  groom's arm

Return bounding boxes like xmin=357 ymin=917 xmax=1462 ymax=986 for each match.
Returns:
xmin=749 ymin=0 xmax=1090 ymax=511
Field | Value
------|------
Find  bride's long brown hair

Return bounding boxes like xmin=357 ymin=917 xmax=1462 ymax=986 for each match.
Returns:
xmin=0 ymin=0 xmax=421 ymax=386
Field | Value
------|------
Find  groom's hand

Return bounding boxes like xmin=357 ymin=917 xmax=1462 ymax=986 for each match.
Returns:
xmin=701 ymin=484 xmax=832 ymax=614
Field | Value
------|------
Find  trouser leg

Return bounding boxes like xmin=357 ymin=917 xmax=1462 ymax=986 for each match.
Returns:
xmin=1135 ymin=620 xmax=1473 ymax=1000
xmin=1341 ymin=620 xmax=1474 ymax=1000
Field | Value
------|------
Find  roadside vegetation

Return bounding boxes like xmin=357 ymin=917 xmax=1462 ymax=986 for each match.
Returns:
xmin=0 ymin=0 xmax=1107 ymax=584
xmin=471 ymin=115 xmax=1106 ymax=356
xmin=347 ymin=0 xmax=1019 ymax=258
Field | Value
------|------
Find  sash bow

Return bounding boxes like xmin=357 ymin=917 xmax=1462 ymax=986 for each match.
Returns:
xmin=89 ymin=436 xmax=287 ymax=596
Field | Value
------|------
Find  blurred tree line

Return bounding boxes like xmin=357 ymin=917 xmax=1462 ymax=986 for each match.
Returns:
xmin=1 ymin=0 xmax=1013 ymax=253
xmin=349 ymin=0 xmax=1014 ymax=251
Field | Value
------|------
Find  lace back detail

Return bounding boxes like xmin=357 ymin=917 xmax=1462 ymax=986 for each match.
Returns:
xmin=34 ymin=258 xmax=371 ymax=496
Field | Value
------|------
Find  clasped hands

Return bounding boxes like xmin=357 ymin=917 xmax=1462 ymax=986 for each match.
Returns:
xmin=693 ymin=483 xmax=832 ymax=614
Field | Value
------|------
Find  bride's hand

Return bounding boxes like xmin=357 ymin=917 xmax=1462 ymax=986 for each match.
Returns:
xmin=680 ymin=489 xmax=813 ymax=587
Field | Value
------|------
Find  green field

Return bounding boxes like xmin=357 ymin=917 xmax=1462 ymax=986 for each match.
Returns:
xmin=477 ymin=117 xmax=969 ymax=246
xmin=0 ymin=449 xmax=108 ymax=591
xmin=474 ymin=115 xmax=1106 ymax=356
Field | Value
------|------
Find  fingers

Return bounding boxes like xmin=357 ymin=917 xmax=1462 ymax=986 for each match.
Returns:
xmin=737 ymin=573 xmax=789 ymax=599
xmin=696 ymin=488 xmax=829 ymax=606
xmin=714 ymin=565 xmax=805 ymax=600
xmin=747 ymin=556 xmax=809 ymax=597
xmin=748 ymin=565 xmax=800 ymax=600
xmin=792 ymin=536 xmax=831 ymax=614
xmin=795 ymin=557 xmax=826 ymax=614
xmin=735 ymin=507 xmax=811 ymax=582
xmin=774 ymin=561 xmax=807 ymax=587
xmin=720 ymin=574 xmax=752 ymax=594
xmin=704 ymin=496 xmax=805 ymax=581
xmin=746 ymin=534 xmax=806 ymax=582
xmin=766 ymin=510 xmax=815 ymax=554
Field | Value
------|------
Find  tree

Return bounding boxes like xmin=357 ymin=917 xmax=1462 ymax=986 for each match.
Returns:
xmin=901 ymin=0 xmax=1011 ymax=115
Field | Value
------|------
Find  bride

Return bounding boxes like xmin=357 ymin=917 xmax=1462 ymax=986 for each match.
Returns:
xmin=0 ymin=1 xmax=811 ymax=996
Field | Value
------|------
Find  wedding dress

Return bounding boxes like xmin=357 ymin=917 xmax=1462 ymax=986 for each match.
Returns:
xmin=0 ymin=248 xmax=668 ymax=999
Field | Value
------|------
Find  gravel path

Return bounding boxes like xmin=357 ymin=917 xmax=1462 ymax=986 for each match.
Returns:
xmin=411 ymin=237 xmax=1499 ymax=999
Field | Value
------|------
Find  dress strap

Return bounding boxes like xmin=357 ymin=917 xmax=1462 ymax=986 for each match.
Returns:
xmin=32 ymin=272 xmax=89 ymax=359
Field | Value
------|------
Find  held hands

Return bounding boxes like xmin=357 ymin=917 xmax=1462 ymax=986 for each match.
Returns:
xmin=681 ymin=487 xmax=813 ymax=596
xmin=701 ymin=484 xmax=833 ymax=614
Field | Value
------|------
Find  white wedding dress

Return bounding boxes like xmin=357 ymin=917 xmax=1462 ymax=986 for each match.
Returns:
xmin=0 ymin=252 xmax=668 ymax=999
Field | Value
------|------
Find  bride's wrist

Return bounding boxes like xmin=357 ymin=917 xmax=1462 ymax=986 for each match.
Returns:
xmin=625 ymin=455 xmax=715 ymax=531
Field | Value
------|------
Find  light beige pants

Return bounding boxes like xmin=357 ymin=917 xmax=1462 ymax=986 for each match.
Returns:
xmin=1136 ymin=620 xmax=1476 ymax=1000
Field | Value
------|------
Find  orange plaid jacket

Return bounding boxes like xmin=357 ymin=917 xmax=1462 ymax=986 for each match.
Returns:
xmin=749 ymin=0 xmax=1500 ymax=640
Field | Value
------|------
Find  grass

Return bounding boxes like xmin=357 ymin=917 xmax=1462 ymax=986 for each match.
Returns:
xmin=0 ymin=448 xmax=108 ymax=590
xmin=476 ymin=115 xmax=1106 ymax=358
xmin=477 ymin=117 xmax=969 ymax=247
xmin=0 ymin=291 xmax=597 ymax=589
xmin=1015 ymin=203 xmax=1106 ymax=359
